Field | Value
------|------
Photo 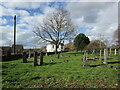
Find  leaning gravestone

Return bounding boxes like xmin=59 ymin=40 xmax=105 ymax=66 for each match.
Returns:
xmin=23 ymin=52 xmax=27 ymax=63
xmin=34 ymin=51 xmax=38 ymax=66
xmin=40 ymin=52 xmax=43 ymax=66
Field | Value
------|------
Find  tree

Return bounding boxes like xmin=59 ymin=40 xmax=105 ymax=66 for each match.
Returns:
xmin=64 ymin=42 xmax=74 ymax=51
xmin=34 ymin=9 xmax=77 ymax=54
xmin=86 ymin=40 xmax=106 ymax=50
xmin=74 ymin=33 xmax=90 ymax=51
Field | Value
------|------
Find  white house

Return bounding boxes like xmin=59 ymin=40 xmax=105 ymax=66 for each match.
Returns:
xmin=46 ymin=43 xmax=64 ymax=52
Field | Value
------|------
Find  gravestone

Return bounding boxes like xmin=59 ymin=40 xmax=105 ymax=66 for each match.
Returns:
xmin=58 ymin=53 xmax=60 ymax=59
xmin=109 ymin=48 xmax=112 ymax=56
xmin=99 ymin=49 xmax=102 ymax=60
xmin=6 ymin=50 xmax=11 ymax=59
xmin=46 ymin=52 xmax=48 ymax=56
xmin=23 ymin=52 xmax=27 ymax=63
xmin=115 ymin=49 xmax=117 ymax=56
xmin=34 ymin=51 xmax=38 ymax=66
xmin=28 ymin=49 xmax=31 ymax=58
xmin=91 ymin=49 xmax=95 ymax=55
xmin=119 ymin=49 xmax=120 ymax=55
xmin=83 ymin=52 xmax=89 ymax=67
xmin=103 ymin=49 xmax=107 ymax=64
xmin=106 ymin=49 xmax=108 ymax=57
xmin=40 ymin=52 xmax=43 ymax=66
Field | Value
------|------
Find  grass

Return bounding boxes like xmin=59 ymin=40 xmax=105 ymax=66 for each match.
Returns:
xmin=2 ymin=51 xmax=120 ymax=88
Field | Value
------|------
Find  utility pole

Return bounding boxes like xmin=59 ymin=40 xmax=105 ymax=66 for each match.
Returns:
xmin=13 ymin=15 xmax=16 ymax=55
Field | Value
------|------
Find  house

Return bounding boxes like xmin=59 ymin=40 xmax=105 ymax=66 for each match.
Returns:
xmin=11 ymin=44 xmax=24 ymax=54
xmin=46 ymin=43 xmax=64 ymax=52
xmin=0 ymin=46 xmax=11 ymax=56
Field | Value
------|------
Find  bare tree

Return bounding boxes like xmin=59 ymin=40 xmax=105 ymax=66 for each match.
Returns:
xmin=34 ymin=9 xmax=77 ymax=54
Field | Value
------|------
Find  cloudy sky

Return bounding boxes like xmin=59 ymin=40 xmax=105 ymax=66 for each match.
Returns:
xmin=0 ymin=1 xmax=118 ymax=48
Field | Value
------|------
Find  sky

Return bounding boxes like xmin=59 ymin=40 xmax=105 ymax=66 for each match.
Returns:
xmin=0 ymin=1 xmax=118 ymax=49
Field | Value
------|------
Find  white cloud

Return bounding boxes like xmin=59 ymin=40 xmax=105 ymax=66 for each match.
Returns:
xmin=0 ymin=2 xmax=118 ymax=48
xmin=0 ymin=5 xmax=30 ymax=17
xmin=66 ymin=2 xmax=118 ymax=45
xmin=0 ymin=18 xmax=7 ymax=25
xmin=1 ymin=2 xmax=49 ymax=9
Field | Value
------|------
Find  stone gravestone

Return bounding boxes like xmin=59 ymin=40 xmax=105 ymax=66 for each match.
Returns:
xmin=106 ymin=49 xmax=108 ymax=57
xmin=34 ymin=51 xmax=38 ymax=66
xmin=109 ymin=48 xmax=112 ymax=56
xmin=118 ymin=49 xmax=120 ymax=56
xmin=103 ymin=49 xmax=107 ymax=64
xmin=114 ymin=49 xmax=117 ymax=56
xmin=99 ymin=49 xmax=102 ymax=61
xmin=28 ymin=49 xmax=31 ymax=58
xmin=58 ymin=53 xmax=60 ymax=59
xmin=23 ymin=52 xmax=27 ymax=63
xmin=6 ymin=50 xmax=11 ymax=59
xmin=91 ymin=49 xmax=95 ymax=55
xmin=40 ymin=52 xmax=44 ymax=66
xmin=46 ymin=52 xmax=48 ymax=56
xmin=83 ymin=52 xmax=89 ymax=67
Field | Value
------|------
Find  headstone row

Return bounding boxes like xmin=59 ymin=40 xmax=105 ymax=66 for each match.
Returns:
xmin=22 ymin=51 xmax=44 ymax=66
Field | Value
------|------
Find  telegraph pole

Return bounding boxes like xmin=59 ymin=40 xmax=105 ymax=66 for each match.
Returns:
xmin=13 ymin=15 xmax=16 ymax=55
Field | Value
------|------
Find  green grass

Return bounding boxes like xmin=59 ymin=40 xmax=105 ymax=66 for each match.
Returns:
xmin=2 ymin=51 xmax=120 ymax=88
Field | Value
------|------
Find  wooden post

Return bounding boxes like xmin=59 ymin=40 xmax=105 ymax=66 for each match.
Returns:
xmin=34 ymin=51 xmax=38 ymax=66
xmin=23 ymin=52 xmax=27 ymax=63
xmin=40 ymin=52 xmax=43 ymax=66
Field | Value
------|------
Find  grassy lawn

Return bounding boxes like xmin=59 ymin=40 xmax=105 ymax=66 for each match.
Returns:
xmin=2 ymin=51 xmax=120 ymax=88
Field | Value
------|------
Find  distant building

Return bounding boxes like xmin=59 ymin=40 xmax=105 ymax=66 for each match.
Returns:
xmin=12 ymin=44 xmax=24 ymax=54
xmin=46 ymin=43 xmax=64 ymax=52
xmin=0 ymin=46 xmax=11 ymax=56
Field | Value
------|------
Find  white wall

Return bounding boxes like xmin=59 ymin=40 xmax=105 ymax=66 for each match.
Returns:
xmin=46 ymin=44 xmax=64 ymax=52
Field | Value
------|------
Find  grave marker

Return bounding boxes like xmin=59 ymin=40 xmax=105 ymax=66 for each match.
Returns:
xmin=40 ymin=52 xmax=43 ymax=66
xmin=109 ymin=48 xmax=112 ymax=56
xmin=28 ymin=49 xmax=31 ymax=58
xmin=99 ymin=49 xmax=102 ymax=60
xmin=34 ymin=51 xmax=38 ymax=66
xmin=103 ymin=49 xmax=107 ymax=64
xmin=23 ymin=52 xmax=27 ymax=63
xmin=115 ymin=49 xmax=117 ymax=56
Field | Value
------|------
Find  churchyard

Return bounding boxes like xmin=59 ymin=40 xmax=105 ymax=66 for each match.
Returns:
xmin=2 ymin=49 xmax=120 ymax=88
